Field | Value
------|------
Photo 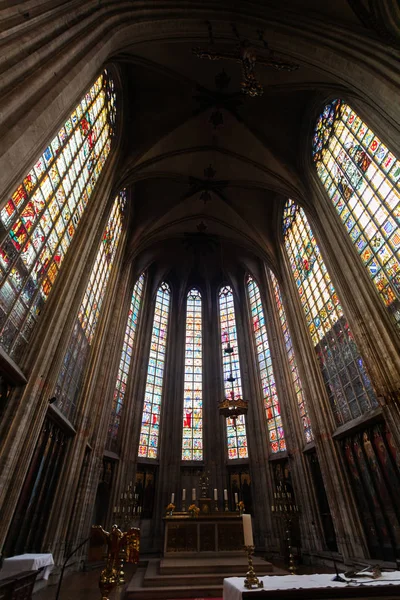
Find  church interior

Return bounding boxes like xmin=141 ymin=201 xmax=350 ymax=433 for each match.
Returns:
xmin=1 ymin=0 xmax=400 ymax=598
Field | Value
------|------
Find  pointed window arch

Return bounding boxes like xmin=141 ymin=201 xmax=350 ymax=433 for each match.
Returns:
xmin=54 ymin=191 xmax=125 ymax=421
xmin=138 ymin=282 xmax=171 ymax=459
xmin=268 ymin=270 xmax=313 ymax=443
xmin=218 ymin=285 xmax=248 ymax=459
xmin=246 ymin=274 xmax=286 ymax=453
xmin=182 ymin=288 xmax=203 ymax=461
xmin=106 ymin=272 xmax=145 ymax=452
xmin=0 ymin=70 xmax=116 ymax=360
xmin=283 ymin=199 xmax=378 ymax=426
xmin=313 ymin=100 xmax=400 ymax=329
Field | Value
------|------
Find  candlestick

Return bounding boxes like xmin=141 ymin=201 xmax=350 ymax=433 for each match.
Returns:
xmin=214 ymin=488 xmax=218 ymax=500
xmin=224 ymin=488 xmax=228 ymax=501
xmin=235 ymin=492 xmax=239 ymax=507
xmin=242 ymin=514 xmax=254 ymax=546
xmin=182 ymin=488 xmax=186 ymax=501
xmin=243 ymin=545 xmax=263 ymax=589
xmin=171 ymin=492 xmax=175 ymax=504
xmin=192 ymin=488 xmax=196 ymax=501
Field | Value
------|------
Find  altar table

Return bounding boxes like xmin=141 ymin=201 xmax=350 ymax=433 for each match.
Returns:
xmin=223 ymin=572 xmax=400 ymax=600
xmin=164 ymin=513 xmax=243 ymax=556
xmin=0 ymin=554 xmax=54 ymax=581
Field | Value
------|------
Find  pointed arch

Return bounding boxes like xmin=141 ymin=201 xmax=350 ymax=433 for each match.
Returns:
xmin=106 ymin=272 xmax=146 ymax=452
xmin=138 ymin=281 xmax=171 ymax=459
xmin=283 ymin=199 xmax=378 ymax=426
xmin=0 ymin=70 xmax=117 ymax=360
xmin=313 ymin=99 xmax=400 ymax=330
xmin=182 ymin=288 xmax=203 ymax=461
xmin=218 ymin=285 xmax=248 ymax=460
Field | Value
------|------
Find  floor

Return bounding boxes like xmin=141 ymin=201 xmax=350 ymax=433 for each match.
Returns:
xmin=33 ymin=561 xmax=337 ymax=600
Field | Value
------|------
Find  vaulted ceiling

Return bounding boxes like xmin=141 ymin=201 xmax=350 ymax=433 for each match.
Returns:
xmin=104 ymin=0 xmax=386 ymax=275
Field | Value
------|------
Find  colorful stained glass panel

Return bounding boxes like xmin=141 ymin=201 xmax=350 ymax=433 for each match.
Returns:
xmin=219 ymin=285 xmax=248 ymax=459
xmin=107 ymin=273 xmax=145 ymax=451
xmin=182 ymin=288 xmax=203 ymax=461
xmin=247 ymin=275 xmax=286 ymax=452
xmin=138 ymin=282 xmax=170 ymax=459
xmin=313 ymin=100 xmax=400 ymax=328
xmin=269 ymin=270 xmax=313 ymax=443
xmin=0 ymin=70 xmax=116 ymax=360
xmin=283 ymin=199 xmax=378 ymax=426
xmin=54 ymin=192 xmax=125 ymax=422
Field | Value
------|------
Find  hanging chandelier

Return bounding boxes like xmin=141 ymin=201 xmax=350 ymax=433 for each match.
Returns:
xmin=218 ymin=342 xmax=248 ymax=422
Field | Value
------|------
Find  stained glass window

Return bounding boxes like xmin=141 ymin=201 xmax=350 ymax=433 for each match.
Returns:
xmin=269 ymin=270 xmax=313 ymax=443
xmin=283 ymin=199 xmax=378 ymax=426
xmin=182 ymin=288 xmax=203 ymax=461
xmin=313 ymin=100 xmax=400 ymax=329
xmin=54 ymin=192 xmax=125 ymax=422
xmin=138 ymin=282 xmax=170 ymax=459
xmin=219 ymin=285 xmax=248 ymax=459
xmin=0 ymin=70 xmax=116 ymax=360
xmin=246 ymin=275 xmax=285 ymax=453
xmin=106 ymin=273 xmax=145 ymax=452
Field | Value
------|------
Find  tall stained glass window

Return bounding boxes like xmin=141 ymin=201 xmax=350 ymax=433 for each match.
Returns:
xmin=283 ymin=199 xmax=378 ymax=426
xmin=54 ymin=192 xmax=125 ymax=422
xmin=182 ymin=288 xmax=203 ymax=461
xmin=269 ymin=270 xmax=313 ymax=443
xmin=0 ymin=70 xmax=116 ymax=360
xmin=246 ymin=275 xmax=285 ymax=453
xmin=106 ymin=273 xmax=145 ymax=452
xmin=313 ymin=100 xmax=400 ymax=329
xmin=138 ymin=282 xmax=170 ymax=459
xmin=219 ymin=285 xmax=248 ymax=459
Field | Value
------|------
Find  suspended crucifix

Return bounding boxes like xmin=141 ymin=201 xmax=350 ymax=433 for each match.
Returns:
xmin=193 ymin=23 xmax=299 ymax=97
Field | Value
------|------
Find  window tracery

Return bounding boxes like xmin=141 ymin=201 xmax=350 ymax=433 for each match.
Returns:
xmin=313 ymin=100 xmax=400 ymax=329
xmin=218 ymin=285 xmax=248 ymax=459
xmin=182 ymin=288 xmax=203 ymax=461
xmin=106 ymin=273 xmax=145 ymax=452
xmin=54 ymin=191 xmax=125 ymax=422
xmin=268 ymin=270 xmax=313 ymax=443
xmin=246 ymin=274 xmax=286 ymax=453
xmin=0 ymin=70 xmax=116 ymax=359
xmin=283 ymin=200 xmax=378 ymax=426
xmin=138 ymin=282 xmax=170 ymax=459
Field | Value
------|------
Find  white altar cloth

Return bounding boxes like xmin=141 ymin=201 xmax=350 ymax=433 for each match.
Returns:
xmin=223 ymin=572 xmax=400 ymax=600
xmin=0 ymin=553 xmax=54 ymax=581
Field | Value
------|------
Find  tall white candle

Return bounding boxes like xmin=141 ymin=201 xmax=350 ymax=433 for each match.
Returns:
xmin=171 ymin=492 xmax=175 ymax=504
xmin=224 ymin=489 xmax=228 ymax=501
xmin=242 ymin=514 xmax=254 ymax=546
xmin=214 ymin=488 xmax=218 ymax=500
xmin=192 ymin=488 xmax=196 ymax=501
xmin=182 ymin=488 xmax=186 ymax=501
xmin=234 ymin=492 xmax=238 ymax=504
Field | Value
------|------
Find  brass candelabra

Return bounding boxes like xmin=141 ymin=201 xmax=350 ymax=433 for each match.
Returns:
xmin=243 ymin=545 xmax=264 ymax=589
xmin=271 ymin=483 xmax=299 ymax=575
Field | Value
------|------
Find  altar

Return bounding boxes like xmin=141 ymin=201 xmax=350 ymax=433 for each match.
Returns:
xmin=223 ymin=572 xmax=400 ymax=600
xmin=163 ymin=512 xmax=244 ymax=556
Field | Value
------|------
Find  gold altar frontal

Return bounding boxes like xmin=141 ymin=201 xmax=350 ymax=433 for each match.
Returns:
xmin=163 ymin=511 xmax=244 ymax=556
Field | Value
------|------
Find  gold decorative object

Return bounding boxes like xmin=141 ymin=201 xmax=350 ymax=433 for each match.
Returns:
xmin=188 ymin=503 xmax=200 ymax=517
xmin=99 ymin=565 xmax=118 ymax=600
xmin=238 ymin=500 xmax=245 ymax=515
xmin=224 ymin=499 xmax=229 ymax=511
xmin=93 ymin=522 xmax=140 ymax=592
xmin=166 ymin=503 xmax=175 ymax=516
xmin=243 ymin=545 xmax=264 ymax=589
